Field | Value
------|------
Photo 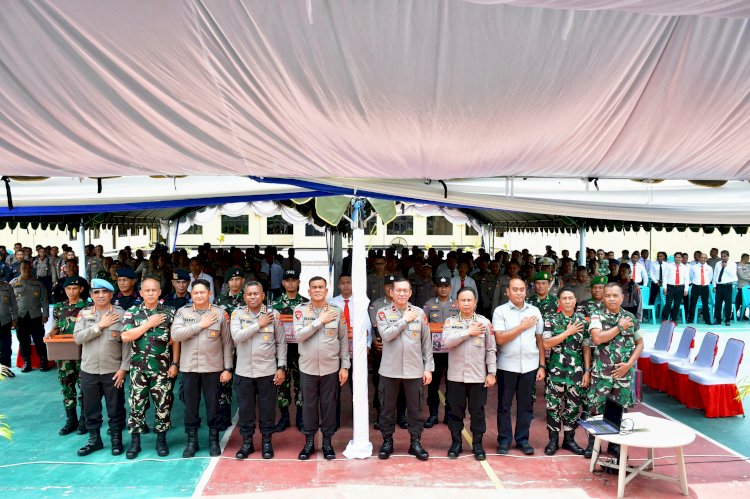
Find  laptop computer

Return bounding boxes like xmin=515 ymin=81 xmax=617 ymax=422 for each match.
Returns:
xmin=578 ymin=397 xmax=624 ymax=435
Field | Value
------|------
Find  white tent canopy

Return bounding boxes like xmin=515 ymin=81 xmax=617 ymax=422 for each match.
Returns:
xmin=1 ymin=1 xmax=749 ymax=181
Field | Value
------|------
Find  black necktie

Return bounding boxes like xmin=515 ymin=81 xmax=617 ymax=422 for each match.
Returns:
xmin=718 ymin=266 xmax=725 ymax=283
xmin=659 ymin=263 xmax=663 ymax=282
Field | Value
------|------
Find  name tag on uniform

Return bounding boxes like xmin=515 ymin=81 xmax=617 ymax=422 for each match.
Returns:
xmin=325 ymin=319 xmax=339 ymax=329
xmin=408 ymin=322 xmax=421 ymax=332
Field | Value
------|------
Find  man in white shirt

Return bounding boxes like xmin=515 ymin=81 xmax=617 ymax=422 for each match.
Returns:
xmin=648 ymin=252 xmax=667 ymax=306
xmin=713 ymin=250 xmax=738 ymax=326
xmin=640 ymin=249 xmax=652 ymax=274
xmin=492 ymin=278 xmax=544 ymax=456
xmin=662 ymin=252 xmax=688 ymax=323
xmin=187 ymin=257 xmax=215 ymax=304
xmin=688 ymin=253 xmax=713 ymax=325
xmin=629 ymin=252 xmax=649 ymax=286
xmin=450 ymin=262 xmax=477 ymax=300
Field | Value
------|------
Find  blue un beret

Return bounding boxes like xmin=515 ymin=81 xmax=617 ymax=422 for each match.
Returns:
xmin=91 ymin=278 xmax=114 ymax=292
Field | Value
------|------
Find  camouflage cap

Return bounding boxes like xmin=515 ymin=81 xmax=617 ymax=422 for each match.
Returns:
xmin=533 ymin=271 xmax=551 ymax=281
xmin=591 ymin=275 xmax=608 ymax=286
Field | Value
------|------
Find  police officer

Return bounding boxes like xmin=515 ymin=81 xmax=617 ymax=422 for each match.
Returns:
xmin=376 ymin=277 xmax=434 ymax=461
xmin=49 ymin=276 xmax=89 ymax=435
xmin=422 ymin=276 xmax=458 ymax=428
xmin=585 ymin=282 xmax=644 ymax=460
xmin=293 ymin=276 xmax=349 ymax=461
xmin=528 ymin=271 xmax=558 ymax=320
xmin=12 ymin=260 xmax=50 ymax=372
xmin=542 ymin=287 xmax=590 ymax=456
xmin=442 ymin=287 xmax=496 ymax=460
xmin=215 ymin=267 xmax=245 ymax=431
xmin=73 ymin=279 xmax=130 ymax=456
xmin=121 ymin=278 xmax=177 ymax=459
xmin=172 ymin=279 xmax=233 ymax=458
xmin=231 ymin=281 xmax=287 ymax=460
xmin=162 ymin=268 xmax=192 ymax=309
xmin=112 ymin=267 xmax=142 ymax=310
xmin=271 ymin=269 xmax=308 ymax=431
xmin=0 ymin=277 xmax=18 ymax=377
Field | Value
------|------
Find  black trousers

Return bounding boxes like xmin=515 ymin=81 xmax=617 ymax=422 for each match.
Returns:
xmin=0 ymin=321 xmax=12 ymax=367
xmin=662 ymin=285 xmax=685 ymax=322
xmin=182 ymin=371 xmax=221 ymax=430
xmin=715 ymin=283 xmax=734 ymax=322
xmin=426 ymin=352 xmax=450 ymax=415
xmin=497 ymin=369 xmax=536 ymax=446
xmin=371 ymin=354 xmax=405 ymax=416
xmin=379 ymin=376 xmax=424 ymax=438
xmin=236 ymin=374 xmax=275 ymax=437
xmin=301 ymin=371 xmax=339 ymax=437
xmin=689 ymin=285 xmax=711 ymax=324
xmin=649 ymin=282 xmax=661 ymax=306
xmin=80 ymin=370 xmax=126 ymax=432
xmin=446 ymin=380 xmax=487 ymax=436
xmin=38 ymin=275 xmax=53 ymax=298
xmin=16 ymin=313 xmax=47 ymax=363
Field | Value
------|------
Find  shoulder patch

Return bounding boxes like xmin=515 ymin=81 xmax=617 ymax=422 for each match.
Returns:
xmin=377 ymin=311 xmax=386 ymax=321
xmin=294 ymin=310 xmax=303 ymax=321
xmin=123 ymin=312 xmax=132 ymax=320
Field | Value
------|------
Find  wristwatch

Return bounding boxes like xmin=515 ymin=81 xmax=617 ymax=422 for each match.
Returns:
xmin=170 ymin=362 xmax=179 ymax=368
xmin=277 ymin=365 xmax=287 ymax=370
xmin=616 ymin=324 xmax=626 ymax=334
xmin=538 ymin=364 xmax=546 ymax=370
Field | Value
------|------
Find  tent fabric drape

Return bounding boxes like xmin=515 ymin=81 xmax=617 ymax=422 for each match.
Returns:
xmin=177 ymin=201 xmax=324 ymax=235
xmin=400 ymin=204 xmax=482 ymax=233
xmin=1 ymin=2 xmax=749 ymax=180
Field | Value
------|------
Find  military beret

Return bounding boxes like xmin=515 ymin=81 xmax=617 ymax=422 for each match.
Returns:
xmin=436 ymin=276 xmax=451 ymax=286
xmin=225 ymin=267 xmax=244 ymax=281
xmin=533 ymin=271 xmax=551 ymax=281
xmin=91 ymin=278 xmax=114 ymax=292
xmin=172 ymin=268 xmax=190 ymax=281
xmin=283 ymin=269 xmax=299 ymax=280
xmin=63 ymin=276 xmax=86 ymax=288
xmin=591 ymin=275 xmax=608 ymax=286
xmin=384 ymin=274 xmax=396 ymax=285
xmin=116 ymin=267 xmax=137 ymax=279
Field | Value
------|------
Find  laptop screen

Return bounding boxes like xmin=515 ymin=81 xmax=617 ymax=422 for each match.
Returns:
xmin=603 ymin=398 xmax=624 ymax=428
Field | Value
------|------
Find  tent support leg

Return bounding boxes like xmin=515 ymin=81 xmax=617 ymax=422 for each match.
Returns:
xmin=578 ymin=225 xmax=587 ymax=267
xmin=78 ymin=219 xmax=87 ymax=277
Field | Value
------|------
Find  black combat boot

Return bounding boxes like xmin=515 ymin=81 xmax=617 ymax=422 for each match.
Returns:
xmin=261 ymin=434 xmax=274 ymax=459
xmin=274 ymin=408 xmax=291 ymax=433
xmin=295 ymin=409 xmax=303 ymax=431
xmin=544 ymin=430 xmax=559 ymax=456
xmin=77 ymin=429 xmax=104 ymax=456
xmin=76 ymin=413 xmax=87 ymax=435
xmin=424 ymin=411 xmax=438 ymax=429
xmin=472 ymin=434 xmax=486 ymax=461
xmin=298 ymin=434 xmax=315 ymax=460
xmin=583 ymin=434 xmax=595 ymax=459
xmin=156 ymin=431 xmax=169 ymax=457
xmin=236 ymin=433 xmax=254 ymax=459
xmin=378 ymin=435 xmax=394 ymax=459
xmin=111 ymin=429 xmax=124 ymax=456
xmin=183 ymin=428 xmax=199 ymax=458
xmin=21 ymin=357 xmax=32 ymax=373
xmin=59 ymin=407 xmax=79 ymax=436
xmin=126 ymin=433 xmax=141 ymax=459
xmin=408 ymin=436 xmax=429 ymax=461
xmin=39 ymin=357 xmax=51 ymax=372
xmin=447 ymin=430 xmax=462 ymax=458
xmin=208 ymin=428 xmax=221 ymax=457
xmin=322 ymin=436 xmax=335 ymax=460
xmin=561 ymin=430 xmax=584 ymax=455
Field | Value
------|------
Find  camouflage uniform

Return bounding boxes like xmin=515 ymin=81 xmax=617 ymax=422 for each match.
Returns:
xmin=122 ymin=303 xmax=176 ymax=433
xmin=528 ymin=294 xmax=558 ymax=321
xmin=215 ymin=292 xmax=244 ymax=429
xmin=542 ymin=311 xmax=590 ymax=432
xmin=52 ymin=300 xmax=88 ymax=409
xmin=577 ymin=298 xmax=605 ymax=320
xmin=587 ymin=309 xmax=642 ymax=415
xmin=272 ymin=293 xmax=309 ymax=409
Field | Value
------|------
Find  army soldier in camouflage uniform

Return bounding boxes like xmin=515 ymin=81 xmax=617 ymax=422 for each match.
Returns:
xmin=162 ymin=268 xmax=192 ymax=309
xmin=443 ymin=287 xmax=496 ymax=460
xmin=49 ymin=276 xmax=89 ymax=435
xmin=376 ymin=278 xmax=434 ymax=461
xmin=293 ymin=276 xmax=349 ymax=461
xmin=422 ymin=276 xmax=458 ymax=428
xmin=215 ymin=267 xmax=245 ymax=431
xmin=578 ymin=276 xmax=607 ymax=321
xmin=542 ymin=287 xmax=590 ymax=456
xmin=121 ymin=278 xmax=177 ymax=459
xmin=12 ymin=261 xmax=50 ymax=372
xmin=0 ymin=277 xmax=18 ymax=377
xmin=172 ymin=279 xmax=233 ymax=458
xmin=231 ymin=282 xmax=287 ymax=460
xmin=74 ymin=279 xmax=130 ymax=457
xmin=585 ymin=282 xmax=644 ymax=460
xmin=528 ymin=271 xmax=558 ymax=320
xmin=271 ymin=269 xmax=308 ymax=431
